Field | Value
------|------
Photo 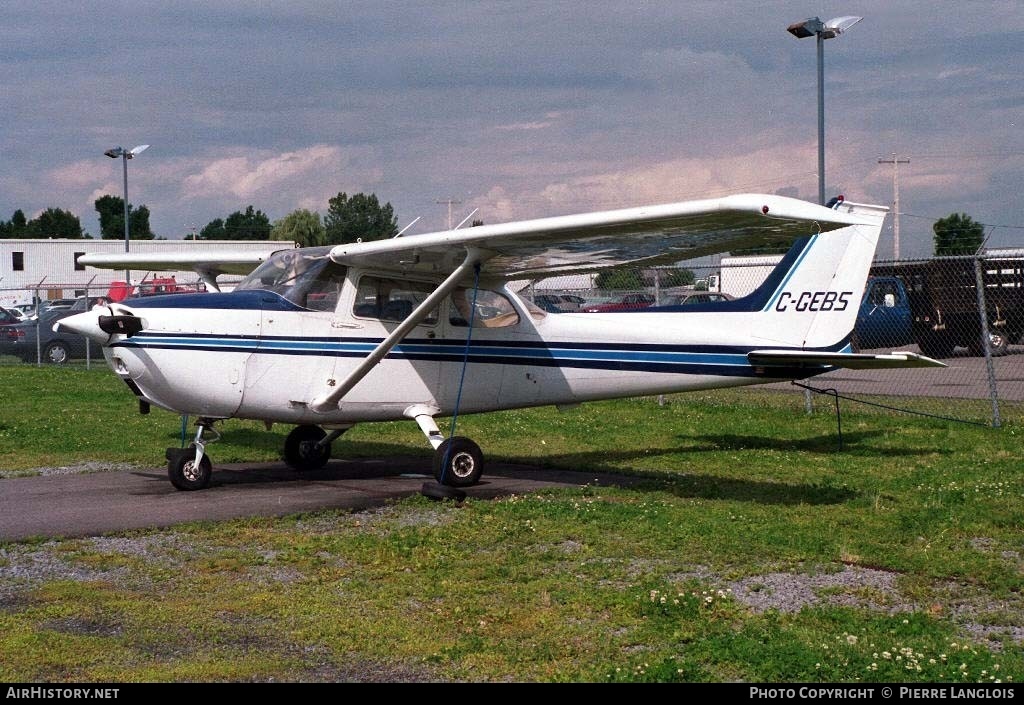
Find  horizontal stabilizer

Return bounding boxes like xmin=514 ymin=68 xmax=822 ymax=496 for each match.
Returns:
xmin=747 ymin=350 xmax=947 ymax=369
xmin=76 ymin=250 xmax=285 ymax=277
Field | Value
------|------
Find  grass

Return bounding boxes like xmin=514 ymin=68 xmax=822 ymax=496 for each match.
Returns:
xmin=0 ymin=366 xmax=1022 ymax=682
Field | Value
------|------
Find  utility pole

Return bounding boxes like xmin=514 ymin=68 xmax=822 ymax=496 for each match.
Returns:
xmin=878 ymin=153 xmax=909 ymax=260
xmin=437 ymin=198 xmax=462 ymax=230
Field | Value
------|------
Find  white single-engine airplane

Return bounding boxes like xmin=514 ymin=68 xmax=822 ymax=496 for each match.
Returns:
xmin=59 ymin=193 xmax=942 ymax=493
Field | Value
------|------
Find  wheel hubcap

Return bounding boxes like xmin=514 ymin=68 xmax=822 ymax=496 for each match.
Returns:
xmin=182 ymin=460 xmax=201 ymax=482
xmin=300 ymin=440 xmax=324 ymax=459
xmin=450 ymin=451 xmax=475 ymax=478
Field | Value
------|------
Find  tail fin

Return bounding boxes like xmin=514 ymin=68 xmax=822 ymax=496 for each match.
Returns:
xmin=744 ymin=201 xmax=888 ymax=350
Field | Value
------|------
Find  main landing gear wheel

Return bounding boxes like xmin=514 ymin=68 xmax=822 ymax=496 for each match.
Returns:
xmin=284 ymin=425 xmax=333 ymax=470
xmin=432 ymin=436 xmax=483 ymax=488
xmin=167 ymin=445 xmax=212 ymax=491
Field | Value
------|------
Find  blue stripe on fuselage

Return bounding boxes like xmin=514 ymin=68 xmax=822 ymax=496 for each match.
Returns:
xmin=111 ymin=332 xmax=840 ymax=379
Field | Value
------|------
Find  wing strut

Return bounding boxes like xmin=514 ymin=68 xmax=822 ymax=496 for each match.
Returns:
xmin=309 ymin=248 xmax=489 ymax=412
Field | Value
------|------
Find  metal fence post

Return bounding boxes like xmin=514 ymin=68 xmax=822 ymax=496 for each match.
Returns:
xmin=34 ymin=287 xmax=41 ymax=366
xmin=974 ymin=256 xmax=1001 ymax=428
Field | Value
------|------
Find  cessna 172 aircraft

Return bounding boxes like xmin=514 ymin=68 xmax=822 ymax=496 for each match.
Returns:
xmin=58 ymin=193 xmax=940 ymax=493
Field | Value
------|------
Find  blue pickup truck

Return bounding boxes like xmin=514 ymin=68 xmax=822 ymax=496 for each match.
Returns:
xmin=853 ymin=277 xmax=915 ymax=352
xmin=853 ymin=262 xmax=1022 ymax=358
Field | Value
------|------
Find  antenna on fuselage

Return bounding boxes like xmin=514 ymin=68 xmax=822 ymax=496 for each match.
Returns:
xmin=452 ymin=208 xmax=479 ymax=231
xmin=394 ymin=216 xmax=422 ymax=238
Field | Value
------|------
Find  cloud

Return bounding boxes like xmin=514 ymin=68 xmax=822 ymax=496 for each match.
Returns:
xmin=181 ymin=144 xmax=348 ymax=202
xmin=495 ymin=120 xmax=555 ymax=132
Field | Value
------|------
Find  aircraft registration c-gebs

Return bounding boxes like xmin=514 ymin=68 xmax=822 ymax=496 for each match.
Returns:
xmin=59 ymin=193 xmax=942 ymax=493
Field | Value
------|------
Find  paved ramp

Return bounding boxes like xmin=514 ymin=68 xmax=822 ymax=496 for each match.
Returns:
xmin=0 ymin=458 xmax=624 ymax=542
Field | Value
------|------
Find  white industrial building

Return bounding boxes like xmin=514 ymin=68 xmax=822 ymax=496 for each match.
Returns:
xmin=0 ymin=238 xmax=295 ymax=307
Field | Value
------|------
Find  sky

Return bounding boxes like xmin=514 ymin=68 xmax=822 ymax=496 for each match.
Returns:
xmin=2 ymin=1 xmax=1022 ymax=260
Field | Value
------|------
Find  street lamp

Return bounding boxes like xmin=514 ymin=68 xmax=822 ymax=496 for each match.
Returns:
xmin=787 ymin=15 xmax=861 ymax=205
xmin=105 ymin=144 xmax=149 ymax=284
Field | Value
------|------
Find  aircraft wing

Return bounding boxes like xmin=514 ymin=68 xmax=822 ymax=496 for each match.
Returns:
xmin=76 ymin=249 xmax=290 ymax=285
xmin=329 ymin=193 xmax=885 ymax=279
xmin=747 ymin=350 xmax=947 ymax=369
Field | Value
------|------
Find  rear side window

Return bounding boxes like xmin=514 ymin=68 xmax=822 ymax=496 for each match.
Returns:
xmin=449 ymin=289 xmax=520 ymax=328
xmin=353 ymin=276 xmax=438 ymax=324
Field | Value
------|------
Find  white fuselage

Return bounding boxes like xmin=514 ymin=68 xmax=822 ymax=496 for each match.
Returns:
xmin=100 ymin=281 xmax=822 ymax=425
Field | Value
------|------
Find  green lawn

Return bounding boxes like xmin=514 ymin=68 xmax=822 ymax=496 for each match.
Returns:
xmin=0 ymin=366 xmax=1021 ymax=682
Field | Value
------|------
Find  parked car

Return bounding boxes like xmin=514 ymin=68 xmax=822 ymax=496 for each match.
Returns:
xmin=533 ymin=293 xmax=585 ymax=313
xmin=580 ymin=293 xmax=656 ymax=312
xmin=0 ymin=307 xmax=89 ymax=363
xmin=657 ymin=292 xmax=735 ymax=306
xmin=11 ymin=303 xmax=37 ymax=319
xmin=0 ymin=306 xmax=22 ymax=325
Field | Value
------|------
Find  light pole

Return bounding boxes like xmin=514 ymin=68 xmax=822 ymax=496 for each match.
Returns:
xmin=104 ymin=144 xmax=149 ymax=284
xmin=787 ymin=16 xmax=861 ymax=205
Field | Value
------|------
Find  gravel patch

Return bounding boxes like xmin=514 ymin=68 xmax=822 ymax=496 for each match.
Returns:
xmin=88 ymin=533 xmax=205 ymax=568
xmin=961 ymin=624 xmax=1024 ymax=651
xmin=729 ymin=566 xmax=911 ymax=614
xmin=1 ymin=461 xmax=143 ymax=478
xmin=0 ymin=543 xmax=126 ymax=585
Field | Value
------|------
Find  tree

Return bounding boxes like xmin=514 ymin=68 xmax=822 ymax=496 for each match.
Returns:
xmin=323 ymin=192 xmax=397 ymax=244
xmin=224 ymin=206 xmax=271 ymax=240
xmin=933 ymin=213 xmax=984 ymax=256
xmin=26 ymin=208 xmax=84 ymax=239
xmin=0 ymin=210 xmax=28 ymax=238
xmin=199 ymin=218 xmax=226 ymax=240
xmin=271 ymin=209 xmax=326 ymax=248
xmin=658 ymin=268 xmax=695 ymax=287
xmin=595 ymin=269 xmax=645 ymax=290
xmin=94 ymin=195 xmax=154 ymax=240
xmin=200 ymin=206 xmax=271 ymax=240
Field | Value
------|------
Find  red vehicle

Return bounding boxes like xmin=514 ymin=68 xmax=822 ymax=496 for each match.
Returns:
xmin=106 ymin=277 xmax=205 ymax=303
xmin=580 ymin=293 xmax=656 ymax=313
xmin=0 ymin=306 xmax=22 ymax=325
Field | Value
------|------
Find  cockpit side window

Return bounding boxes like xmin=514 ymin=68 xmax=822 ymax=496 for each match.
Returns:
xmin=303 ymin=262 xmax=347 ymax=311
xmin=234 ymin=247 xmax=346 ymax=311
xmin=353 ymin=276 xmax=439 ymax=324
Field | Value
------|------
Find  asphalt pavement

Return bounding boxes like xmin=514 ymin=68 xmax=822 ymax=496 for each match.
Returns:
xmin=0 ymin=458 xmax=631 ymax=542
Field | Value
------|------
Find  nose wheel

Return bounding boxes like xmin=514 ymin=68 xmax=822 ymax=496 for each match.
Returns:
xmin=166 ymin=418 xmax=219 ymax=491
xmin=166 ymin=446 xmax=212 ymax=491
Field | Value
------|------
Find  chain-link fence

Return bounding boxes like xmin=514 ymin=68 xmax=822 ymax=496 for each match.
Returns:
xmin=519 ymin=253 xmax=1024 ymax=427
xmin=5 ymin=255 xmax=1023 ymax=426
xmin=0 ymin=279 xmax=211 ymax=368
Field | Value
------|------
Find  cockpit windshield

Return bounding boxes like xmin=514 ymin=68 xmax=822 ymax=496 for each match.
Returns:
xmin=234 ymin=247 xmax=346 ymax=311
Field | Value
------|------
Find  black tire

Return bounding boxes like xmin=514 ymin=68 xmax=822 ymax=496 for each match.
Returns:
xmin=284 ymin=425 xmax=331 ymax=470
xmin=43 ymin=341 xmax=70 ymax=364
xmin=918 ymin=335 xmax=953 ymax=359
xmin=969 ymin=332 xmax=1009 ymax=357
xmin=433 ymin=436 xmax=483 ymax=487
xmin=167 ymin=446 xmax=212 ymax=491
xmin=420 ymin=481 xmax=467 ymax=502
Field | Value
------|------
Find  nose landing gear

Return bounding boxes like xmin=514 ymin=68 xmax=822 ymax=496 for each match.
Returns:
xmin=166 ymin=418 xmax=219 ymax=491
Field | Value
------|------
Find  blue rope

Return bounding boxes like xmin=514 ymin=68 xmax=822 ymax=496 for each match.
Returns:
xmin=440 ymin=263 xmax=481 ymax=484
